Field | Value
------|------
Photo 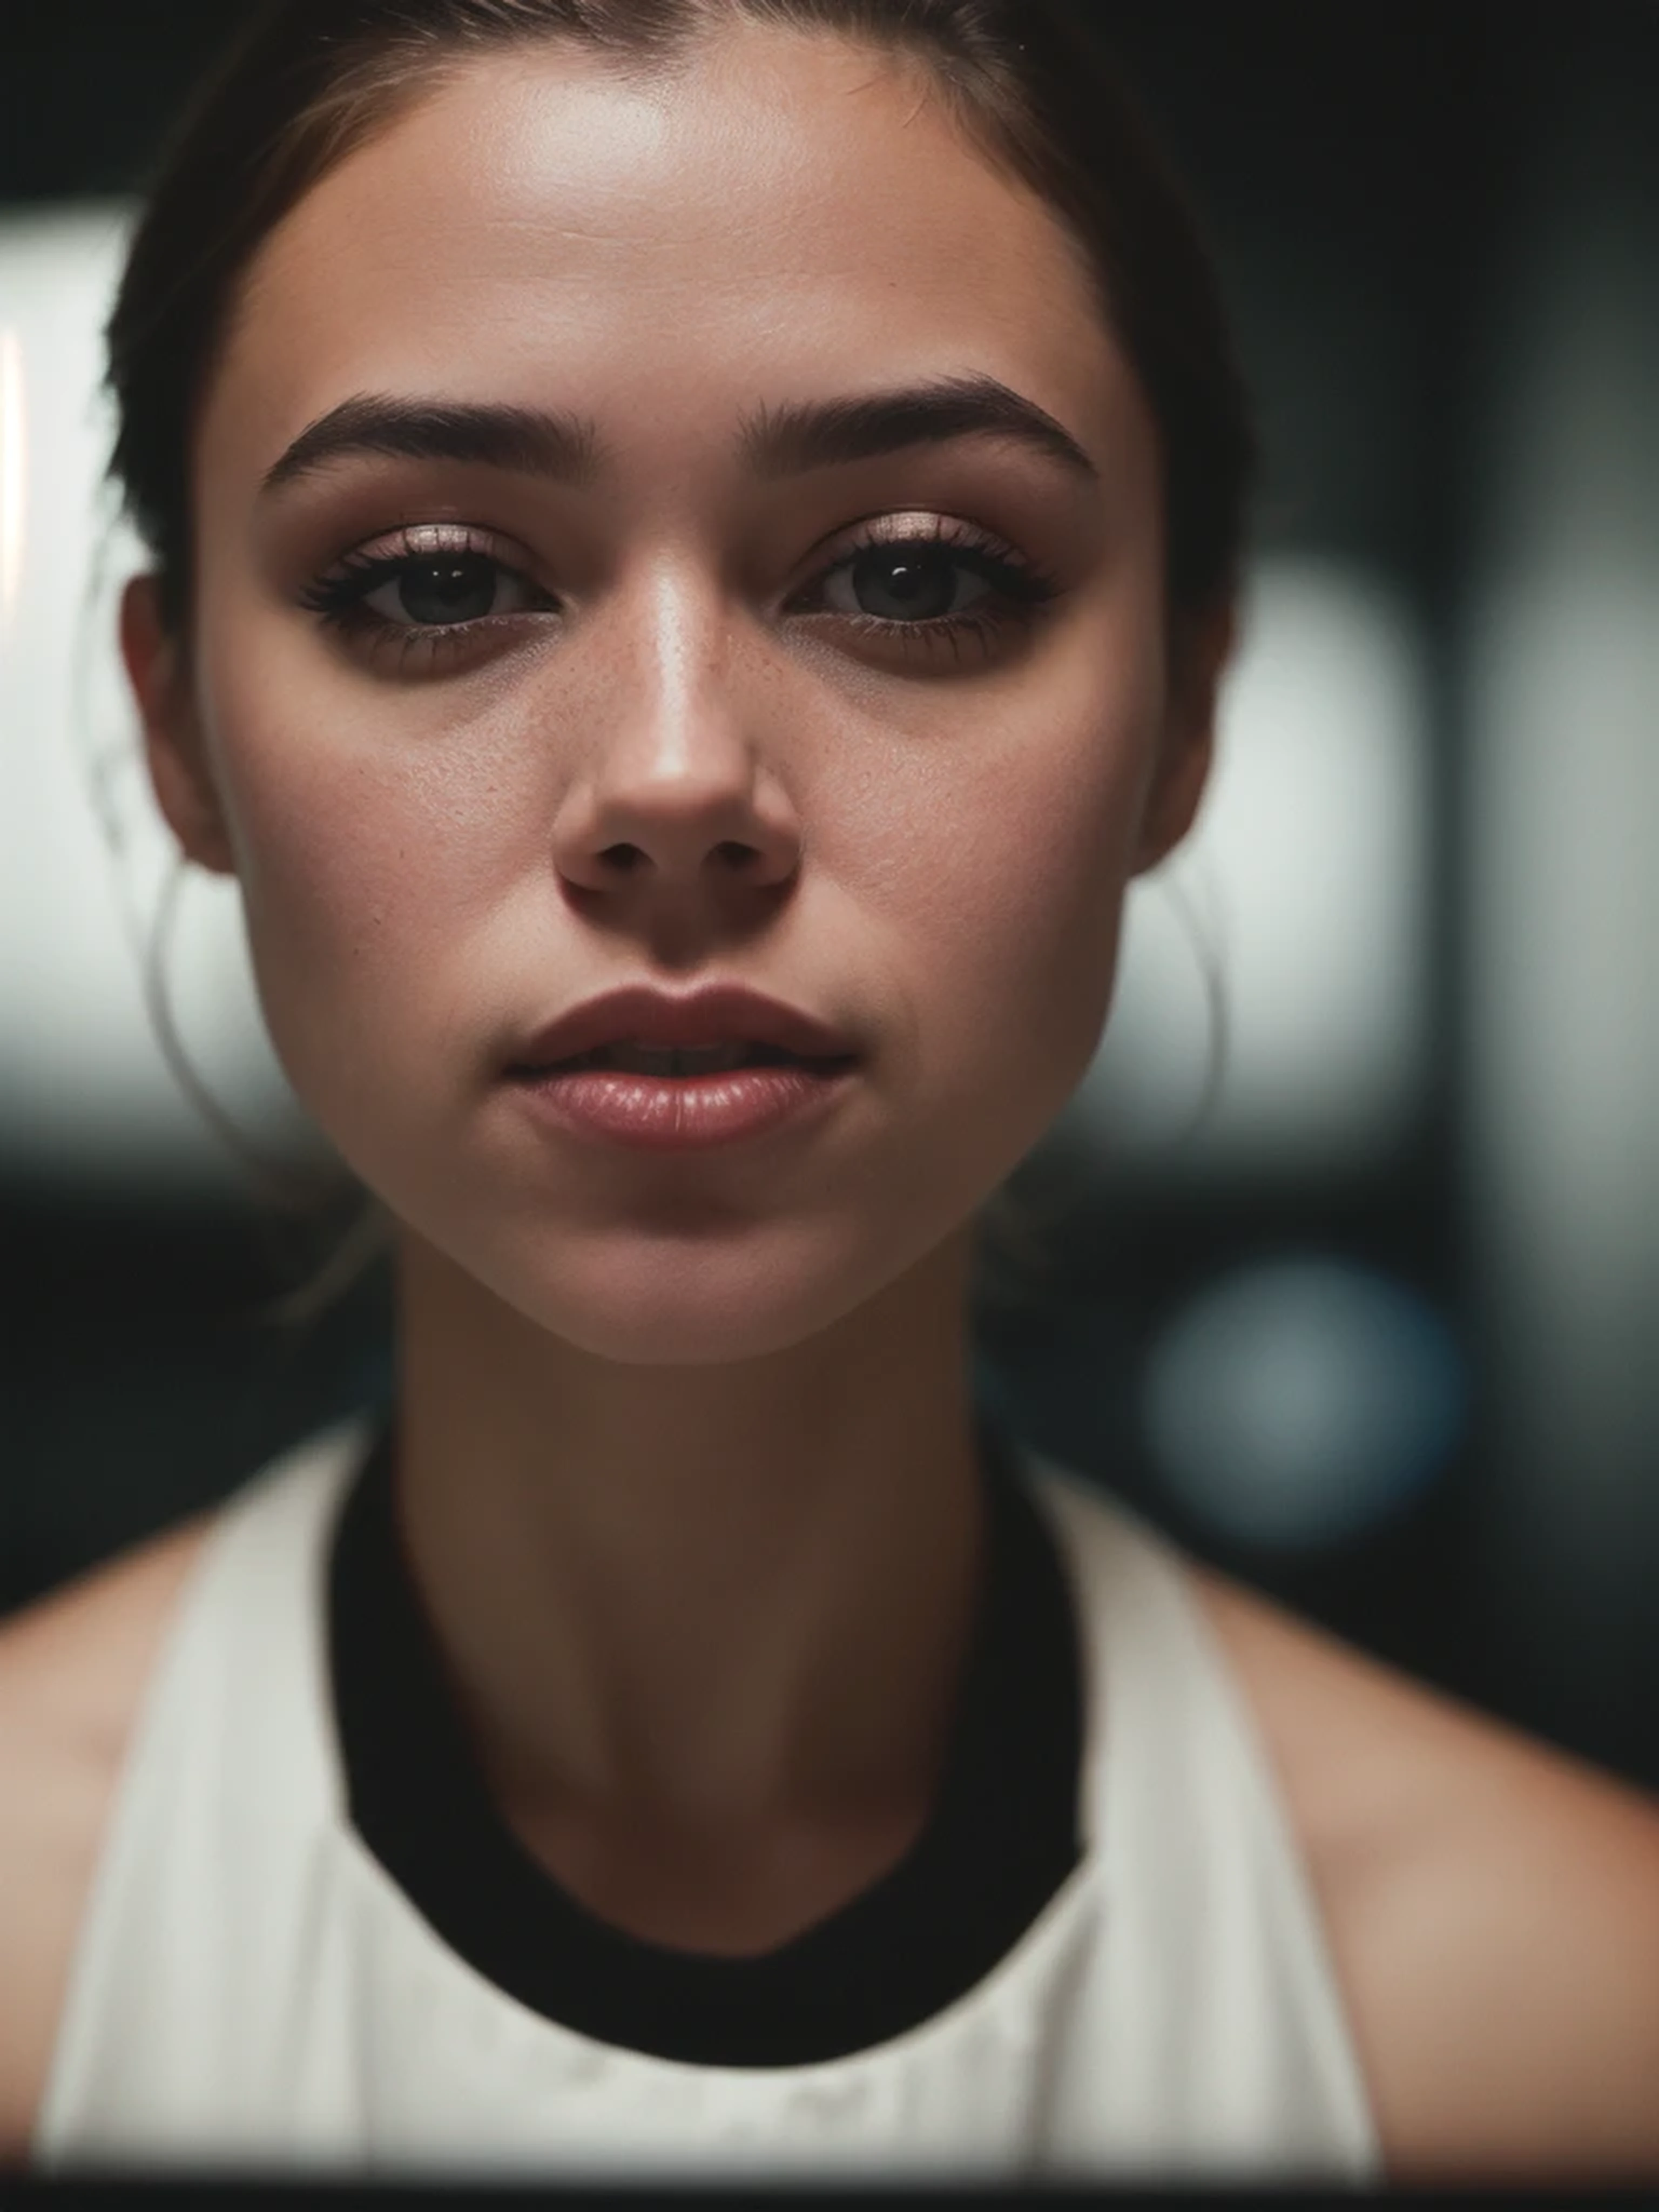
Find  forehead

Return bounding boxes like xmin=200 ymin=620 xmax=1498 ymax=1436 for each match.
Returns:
xmin=208 ymin=24 xmax=1134 ymax=482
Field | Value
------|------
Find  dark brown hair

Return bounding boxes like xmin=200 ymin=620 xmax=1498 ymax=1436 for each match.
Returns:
xmin=103 ymin=0 xmax=1252 ymax=1325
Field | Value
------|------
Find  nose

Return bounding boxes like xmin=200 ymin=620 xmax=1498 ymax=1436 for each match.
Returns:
xmin=550 ymin=581 xmax=803 ymax=909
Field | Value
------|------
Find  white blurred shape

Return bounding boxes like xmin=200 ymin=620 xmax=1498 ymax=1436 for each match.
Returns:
xmin=1065 ymin=560 xmax=1429 ymax=1178
xmin=0 ymin=205 xmax=321 ymax=1192
xmin=1 ymin=325 xmax=24 ymax=632
xmin=1143 ymin=1257 xmax=1465 ymax=1553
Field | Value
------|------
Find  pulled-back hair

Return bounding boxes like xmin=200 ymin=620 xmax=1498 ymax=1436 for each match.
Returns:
xmin=102 ymin=0 xmax=1252 ymax=1328
xmin=106 ymin=0 xmax=1255 ymax=649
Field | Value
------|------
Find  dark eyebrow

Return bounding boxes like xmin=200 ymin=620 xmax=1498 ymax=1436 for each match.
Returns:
xmin=260 ymin=395 xmax=602 ymax=494
xmin=738 ymin=374 xmax=1097 ymax=482
xmin=258 ymin=373 xmax=1097 ymax=496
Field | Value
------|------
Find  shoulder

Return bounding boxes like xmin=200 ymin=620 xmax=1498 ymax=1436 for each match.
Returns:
xmin=0 ymin=1512 xmax=217 ymax=2162
xmin=1188 ymin=1561 xmax=1659 ymax=2182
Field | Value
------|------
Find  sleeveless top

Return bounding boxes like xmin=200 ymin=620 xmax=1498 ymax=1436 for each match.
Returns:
xmin=30 ymin=1413 xmax=1382 ymax=2183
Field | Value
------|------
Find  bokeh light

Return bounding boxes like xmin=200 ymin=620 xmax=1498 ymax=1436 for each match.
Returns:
xmin=1142 ymin=1255 xmax=1467 ymax=1553
xmin=0 ymin=206 xmax=377 ymax=1191
xmin=1063 ymin=561 xmax=1431 ymax=1181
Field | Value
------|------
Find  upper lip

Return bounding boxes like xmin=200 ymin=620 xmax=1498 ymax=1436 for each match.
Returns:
xmin=508 ymin=983 xmax=861 ymax=1071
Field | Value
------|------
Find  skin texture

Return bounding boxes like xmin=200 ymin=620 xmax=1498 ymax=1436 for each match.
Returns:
xmin=49 ymin=23 xmax=1659 ymax=2180
xmin=123 ymin=23 xmax=1227 ymax=1846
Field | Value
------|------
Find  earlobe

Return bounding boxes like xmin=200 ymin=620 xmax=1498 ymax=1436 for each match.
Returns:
xmin=118 ymin=574 xmax=236 ymax=877
xmin=1131 ymin=599 xmax=1238 ymax=877
xmin=1133 ymin=723 xmax=1215 ymax=877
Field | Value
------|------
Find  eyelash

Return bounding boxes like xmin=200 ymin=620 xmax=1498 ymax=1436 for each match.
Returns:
xmin=295 ymin=517 xmax=1065 ymax=671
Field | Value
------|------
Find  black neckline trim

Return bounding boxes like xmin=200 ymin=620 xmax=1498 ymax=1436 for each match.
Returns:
xmin=328 ymin=1415 xmax=1083 ymax=2067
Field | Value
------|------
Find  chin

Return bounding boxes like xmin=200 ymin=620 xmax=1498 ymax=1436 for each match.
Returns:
xmin=537 ymin=1311 xmax=836 ymax=1368
xmin=515 ymin=1282 xmax=868 ymax=1368
xmin=439 ymin=1215 xmax=911 ymax=1368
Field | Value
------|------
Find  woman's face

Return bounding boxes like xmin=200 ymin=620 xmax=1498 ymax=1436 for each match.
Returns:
xmin=141 ymin=24 xmax=1221 ymax=1364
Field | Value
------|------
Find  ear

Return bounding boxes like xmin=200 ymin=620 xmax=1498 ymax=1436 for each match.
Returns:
xmin=1131 ymin=597 xmax=1238 ymax=878
xmin=119 ymin=574 xmax=237 ymax=877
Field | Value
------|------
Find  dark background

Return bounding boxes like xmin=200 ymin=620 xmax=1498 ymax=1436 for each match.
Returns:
xmin=3 ymin=1 xmax=1656 ymax=1791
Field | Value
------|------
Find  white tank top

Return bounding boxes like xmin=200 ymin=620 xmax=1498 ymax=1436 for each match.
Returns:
xmin=30 ymin=1417 xmax=1381 ymax=2183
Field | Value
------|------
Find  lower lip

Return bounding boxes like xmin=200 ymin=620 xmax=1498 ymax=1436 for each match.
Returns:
xmin=508 ymin=1061 xmax=858 ymax=1151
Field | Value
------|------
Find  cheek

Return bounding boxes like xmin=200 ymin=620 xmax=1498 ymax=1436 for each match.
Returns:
xmin=193 ymin=647 xmax=530 ymax=1112
xmin=900 ymin=667 xmax=1161 ymax=1108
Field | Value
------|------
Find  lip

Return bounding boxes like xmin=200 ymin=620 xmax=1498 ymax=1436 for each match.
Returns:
xmin=505 ymin=982 xmax=860 ymax=1074
xmin=511 ymin=1061 xmax=857 ymax=1151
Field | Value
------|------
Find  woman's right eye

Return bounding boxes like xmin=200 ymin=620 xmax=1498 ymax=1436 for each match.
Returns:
xmin=363 ymin=551 xmax=544 ymax=626
xmin=300 ymin=547 xmax=552 ymax=636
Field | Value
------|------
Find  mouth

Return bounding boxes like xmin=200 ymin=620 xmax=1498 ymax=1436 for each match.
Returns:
xmin=513 ymin=1042 xmax=860 ymax=1079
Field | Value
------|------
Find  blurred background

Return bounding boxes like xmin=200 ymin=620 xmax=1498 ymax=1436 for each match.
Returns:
xmin=2 ymin=1 xmax=1655 ymax=1788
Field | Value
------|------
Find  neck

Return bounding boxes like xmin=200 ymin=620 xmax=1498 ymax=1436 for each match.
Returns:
xmin=386 ymin=1225 xmax=990 ymax=1842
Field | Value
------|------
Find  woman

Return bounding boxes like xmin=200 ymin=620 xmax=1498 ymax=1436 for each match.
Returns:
xmin=3 ymin=0 xmax=1658 ymax=2183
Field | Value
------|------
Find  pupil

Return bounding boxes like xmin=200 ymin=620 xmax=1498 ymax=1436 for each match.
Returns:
xmin=398 ymin=556 xmax=496 ymax=625
xmin=853 ymin=546 xmax=954 ymax=622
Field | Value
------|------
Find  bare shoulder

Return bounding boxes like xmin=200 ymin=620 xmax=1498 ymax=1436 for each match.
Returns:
xmin=0 ymin=1511 xmax=218 ymax=2162
xmin=1188 ymin=1561 xmax=1659 ymax=2182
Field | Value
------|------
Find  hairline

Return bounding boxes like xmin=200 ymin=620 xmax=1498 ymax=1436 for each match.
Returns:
xmin=211 ymin=15 xmax=1112 ymax=501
